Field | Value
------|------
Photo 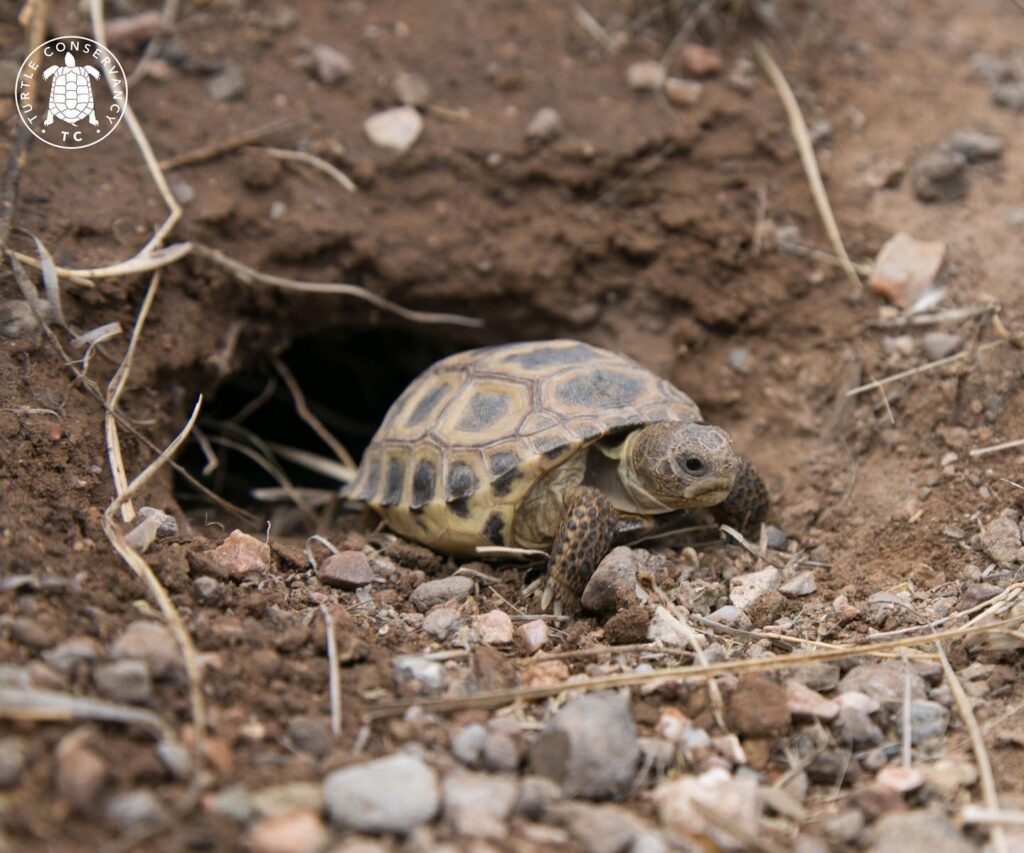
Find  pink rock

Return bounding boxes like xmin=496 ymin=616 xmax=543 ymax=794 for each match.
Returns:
xmin=474 ymin=610 xmax=514 ymax=645
xmin=516 ymin=619 xmax=548 ymax=655
xmin=317 ymin=551 xmax=375 ymax=590
xmin=786 ymin=680 xmax=840 ymax=721
xmin=248 ymin=809 xmax=328 ymax=853
xmin=656 ymin=707 xmax=689 ymax=742
xmin=209 ymin=529 xmax=272 ymax=580
xmin=837 ymin=691 xmax=881 ymax=715
xmin=869 ymin=232 xmax=946 ymax=308
xmin=679 ymin=43 xmax=723 ymax=77
xmin=876 ymin=766 xmax=924 ymax=793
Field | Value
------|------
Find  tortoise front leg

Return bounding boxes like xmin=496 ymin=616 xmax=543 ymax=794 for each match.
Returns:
xmin=540 ymin=485 xmax=616 ymax=616
xmin=711 ymin=455 xmax=769 ymax=534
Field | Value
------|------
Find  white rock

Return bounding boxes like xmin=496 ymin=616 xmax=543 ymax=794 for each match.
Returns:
xmin=526 ymin=107 xmax=563 ymax=142
xmin=780 ymin=571 xmax=817 ymax=597
xmin=785 ymin=680 xmax=839 ymax=721
xmin=876 ymin=766 xmax=923 ymax=793
xmin=392 ymin=71 xmax=431 ymax=107
xmin=364 ymin=106 xmax=423 ymax=153
xmin=869 ymin=232 xmax=946 ymax=309
xmin=647 ymin=606 xmax=703 ymax=648
xmin=729 ymin=568 xmax=781 ymax=611
xmin=473 ymin=610 xmax=514 ymax=645
xmin=654 ymin=767 xmax=760 ymax=851
xmin=393 ymin=656 xmax=446 ymax=693
xmin=516 ymin=619 xmax=548 ymax=654
xmin=442 ymin=771 xmax=518 ymax=839
xmin=323 ymin=752 xmax=439 ymax=834
xmin=311 ymin=44 xmax=353 ymax=85
xmin=626 ymin=60 xmax=666 ymax=91
xmin=664 ymin=77 xmax=703 ymax=106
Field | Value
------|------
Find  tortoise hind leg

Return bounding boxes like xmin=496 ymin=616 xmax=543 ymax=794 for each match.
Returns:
xmin=541 ymin=485 xmax=616 ymax=615
xmin=712 ymin=455 xmax=769 ymax=534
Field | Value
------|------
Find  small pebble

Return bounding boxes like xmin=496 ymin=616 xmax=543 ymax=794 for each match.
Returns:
xmin=207 ymin=529 xmax=273 ymax=581
xmin=473 ymin=610 xmax=514 ymax=645
xmin=137 ymin=507 xmax=179 ymax=538
xmin=729 ymin=567 xmax=781 ymax=611
xmin=516 ymin=619 xmax=548 ymax=655
xmin=249 ymin=810 xmax=329 ymax=853
xmin=409 ymin=576 xmax=475 ymax=611
xmin=481 ymin=731 xmax=520 ymax=773
xmin=581 ymin=546 xmax=641 ymax=612
xmin=726 ymin=674 xmax=791 ymax=736
xmin=286 ymin=716 xmax=333 ymax=757
xmin=0 ymin=738 xmax=25 ymax=787
xmin=868 ymin=809 xmax=974 ymax=853
xmin=727 ymin=348 xmax=752 ymax=375
xmin=944 ymin=130 xmax=1003 ymax=162
xmin=994 ymin=81 xmax=1024 ymax=111
xmin=679 ymin=43 xmax=723 ymax=76
xmin=764 ymin=525 xmax=788 ymax=550
xmin=0 ymin=299 xmax=53 ymax=339
xmin=106 ymin=789 xmax=166 ymax=828
xmin=869 ymin=232 xmax=946 ymax=308
xmin=525 ymin=107 xmax=563 ymax=142
xmin=58 ymin=746 xmax=108 ymax=810
xmin=910 ymin=148 xmax=968 ymax=203
xmin=707 ymin=605 xmax=752 ymax=630
xmin=317 ymin=551 xmax=375 ymax=590
xmin=207 ymin=64 xmax=247 ymax=102
xmin=394 ymin=655 xmax=446 ymax=692
xmin=111 ymin=620 xmax=183 ymax=680
xmin=311 ymin=44 xmax=353 ymax=85
xmin=451 ymin=724 xmax=487 ymax=766
xmin=94 ymin=659 xmax=153 ymax=704
xmin=442 ymin=771 xmax=518 ymax=839
xmin=780 ymin=571 xmax=816 ymax=597
xmin=9 ymin=617 xmax=56 ymax=649
xmin=364 ymin=106 xmax=423 ymax=153
xmin=921 ymin=331 xmax=962 ymax=361
xmin=626 ymin=60 xmax=666 ymax=91
xmin=664 ymin=77 xmax=703 ymax=106
xmin=392 ymin=71 xmax=431 ymax=107
xmin=786 ymin=680 xmax=839 ymax=720
xmin=170 ymin=181 xmax=194 ymax=205
xmin=423 ymin=607 xmax=461 ymax=640
xmin=825 ymin=809 xmax=865 ymax=844
xmin=839 ymin=662 xmax=926 ymax=706
xmin=529 ymin=691 xmax=640 ymax=799
xmin=876 ymin=766 xmax=923 ymax=793
xmin=898 ymin=700 xmax=949 ymax=743
xmin=655 ymin=767 xmax=760 ymax=849
xmin=250 ymin=782 xmax=323 ymax=818
xmin=980 ymin=510 xmax=1024 ymax=566
xmin=323 ymin=752 xmax=440 ymax=833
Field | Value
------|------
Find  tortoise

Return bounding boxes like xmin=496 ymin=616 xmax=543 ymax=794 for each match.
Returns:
xmin=42 ymin=53 xmax=101 ymax=128
xmin=346 ymin=339 xmax=768 ymax=614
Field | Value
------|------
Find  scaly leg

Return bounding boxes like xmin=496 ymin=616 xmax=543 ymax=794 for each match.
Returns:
xmin=541 ymin=485 xmax=616 ymax=616
xmin=711 ymin=455 xmax=769 ymax=534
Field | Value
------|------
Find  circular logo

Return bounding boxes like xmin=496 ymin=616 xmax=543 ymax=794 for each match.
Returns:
xmin=15 ymin=36 xmax=127 ymax=150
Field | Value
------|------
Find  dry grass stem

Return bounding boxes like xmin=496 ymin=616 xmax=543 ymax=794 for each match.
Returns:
xmin=265 ymin=442 xmax=355 ymax=484
xmin=962 ymin=806 xmax=1024 ymax=827
xmin=846 ymin=340 xmax=1006 ymax=398
xmin=320 ymin=605 xmax=344 ymax=737
xmin=272 ymin=358 xmax=358 ymax=470
xmin=193 ymin=242 xmax=483 ymax=328
xmin=969 ymin=437 xmax=1024 ymax=458
xmin=251 ymin=146 xmax=357 ymax=193
xmin=475 ymin=545 xmax=550 ymax=559
xmin=719 ymin=524 xmax=783 ymax=570
xmin=367 ymin=613 xmax=1024 ymax=717
xmin=755 ymin=43 xmax=863 ymax=294
xmin=158 ymin=119 xmax=302 ymax=170
xmin=106 ymin=273 xmax=161 ymax=523
xmin=102 ymin=397 xmax=208 ymax=800
xmin=10 ymin=241 xmax=192 ymax=287
xmin=936 ymin=642 xmax=1008 ymax=853
xmin=0 ymin=686 xmax=172 ymax=739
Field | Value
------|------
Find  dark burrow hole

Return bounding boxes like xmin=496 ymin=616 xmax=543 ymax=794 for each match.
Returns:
xmin=175 ymin=326 xmax=496 ymax=518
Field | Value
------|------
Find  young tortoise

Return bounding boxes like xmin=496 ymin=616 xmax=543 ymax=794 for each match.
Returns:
xmin=347 ymin=340 xmax=768 ymax=614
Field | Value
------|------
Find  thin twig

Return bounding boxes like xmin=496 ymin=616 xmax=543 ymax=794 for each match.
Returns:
xmin=969 ymin=437 xmax=1024 ymax=459
xmin=192 ymin=242 xmax=483 ymax=328
xmin=10 ymin=242 xmax=193 ymax=287
xmin=755 ymin=43 xmax=863 ymax=294
xmin=320 ymin=605 xmax=343 ymax=738
xmin=936 ymin=642 xmax=1008 ymax=853
xmin=158 ymin=118 xmax=302 ymax=171
xmin=0 ymin=686 xmax=171 ymax=739
xmin=366 ymin=613 xmax=1024 ymax=717
xmin=106 ymin=273 xmax=161 ymax=523
xmin=272 ymin=358 xmax=357 ymax=470
xmin=846 ymin=340 xmax=1006 ymax=397
xmin=250 ymin=146 xmax=357 ymax=193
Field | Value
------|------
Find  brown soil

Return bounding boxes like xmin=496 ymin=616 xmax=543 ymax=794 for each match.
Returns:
xmin=1 ymin=0 xmax=1023 ymax=850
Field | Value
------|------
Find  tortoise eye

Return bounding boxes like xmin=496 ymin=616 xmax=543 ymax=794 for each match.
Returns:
xmin=682 ymin=456 xmax=706 ymax=476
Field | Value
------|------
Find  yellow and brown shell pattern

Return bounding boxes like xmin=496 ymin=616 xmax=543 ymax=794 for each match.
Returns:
xmin=347 ymin=340 xmax=701 ymax=556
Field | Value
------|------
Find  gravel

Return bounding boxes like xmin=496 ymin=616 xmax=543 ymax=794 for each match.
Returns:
xmin=93 ymin=659 xmax=153 ymax=703
xmin=525 ymin=107 xmax=563 ymax=142
xmin=0 ymin=737 xmax=25 ymax=787
xmin=868 ymin=809 xmax=975 ymax=853
xmin=323 ymin=752 xmax=440 ymax=834
xmin=529 ymin=691 xmax=640 ymax=799
xmin=364 ymin=106 xmax=424 ymax=153
xmin=451 ymin=723 xmax=487 ymax=766
xmin=726 ymin=674 xmax=791 ymax=736
xmin=944 ymin=129 xmax=1003 ymax=162
xmin=393 ymin=655 xmax=446 ymax=692
xmin=838 ymin=661 xmax=927 ymax=706
xmin=110 ymin=620 xmax=183 ymax=680
xmin=248 ymin=810 xmax=328 ymax=853
xmin=994 ymin=81 xmax=1024 ymax=110
xmin=898 ymin=700 xmax=950 ymax=743
xmin=921 ymin=331 xmax=962 ymax=360
xmin=310 ymin=44 xmax=353 ymax=85
xmin=207 ymin=529 xmax=273 ymax=580
xmin=442 ymin=771 xmax=518 ymax=839
xmin=581 ymin=546 xmax=642 ymax=612
xmin=392 ymin=71 xmax=432 ymax=107
xmin=207 ymin=64 xmax=248 ymax=101
xmin=286 ymin=716 xmax=333 ymax=757
xmin=516 ymin=619 xmax=548 ymax=654
xmin=626 ymin=60 xmax=666 ymax=91
xmin=729 ymin=567 xmax=781 ymax=610
xmin=473 ymin=609 xmax=514 ymax=644
xmin=106 ymin=789 xmax=166 ymax=828
xmin=655 ymin=767 xmax=760 ymax=851
xmin=409 ymin=576 xmax=475 ymax=611
xmin=910 ymin=148 xmax=968 ymax=202
xmin=780 ymin=571 xmax=817 ymax=596
xmin=422 ymin=606 xmax=462 ymax=640
xmin=317 ymin=551 xmax=375 ymax=589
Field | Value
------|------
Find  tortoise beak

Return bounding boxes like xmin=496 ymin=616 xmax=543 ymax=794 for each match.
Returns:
xmin=682 ymin=476 xmax=733 ymax=505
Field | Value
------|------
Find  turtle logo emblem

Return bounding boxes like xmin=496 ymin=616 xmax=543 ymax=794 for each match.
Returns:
xmin=15 ymin=37 xmax=127 ymax=150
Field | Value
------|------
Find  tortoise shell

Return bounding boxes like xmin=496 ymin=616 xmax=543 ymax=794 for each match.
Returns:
xmin=347 ymin=339 xmax=701 ymax=555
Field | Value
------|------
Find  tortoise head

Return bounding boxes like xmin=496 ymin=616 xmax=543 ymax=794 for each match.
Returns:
xmin=622 ymin=421 xmax=739 ymax=510
xmin=65 ymin=53 xmax=77 ymax=67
